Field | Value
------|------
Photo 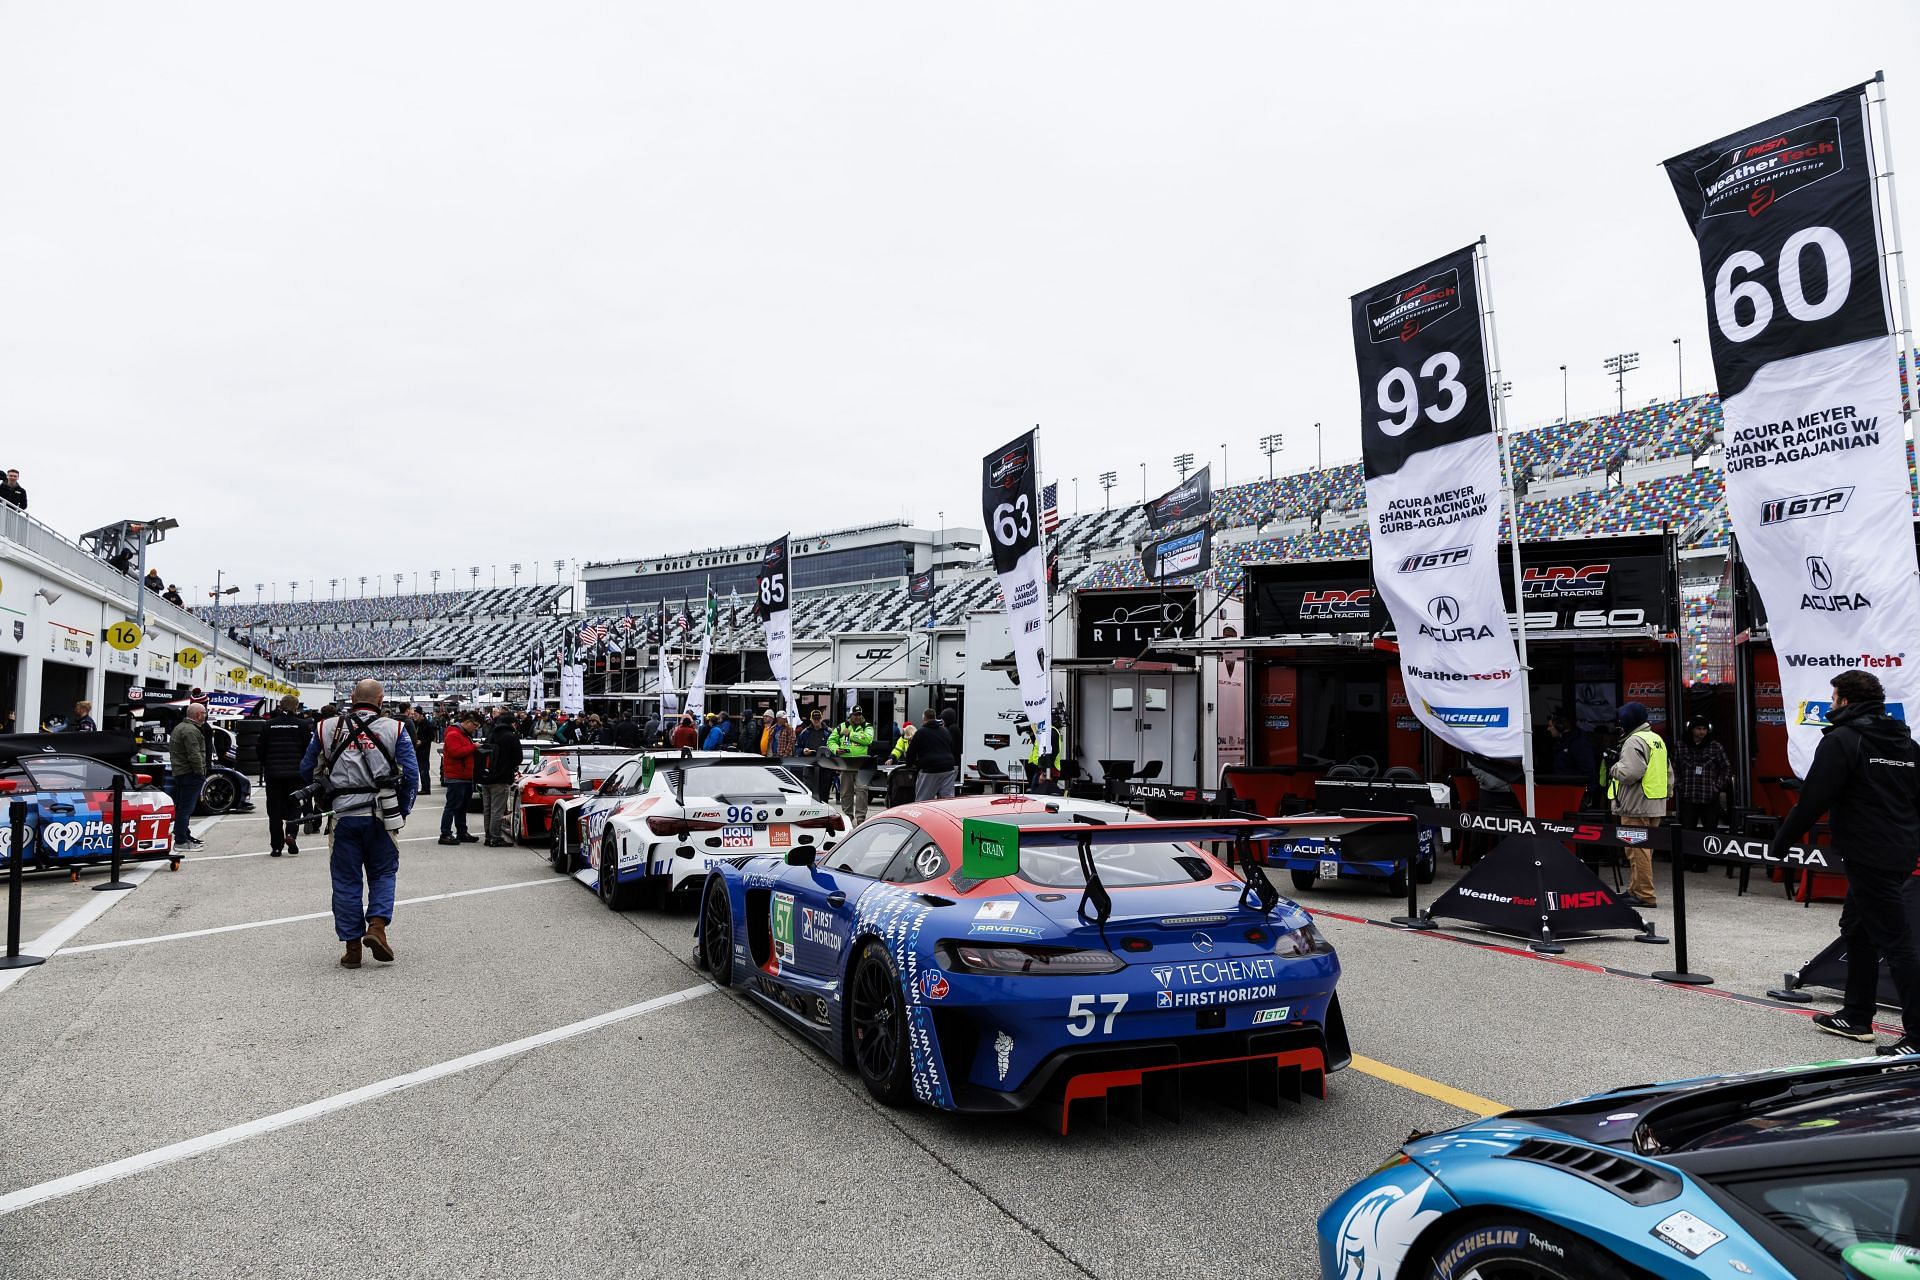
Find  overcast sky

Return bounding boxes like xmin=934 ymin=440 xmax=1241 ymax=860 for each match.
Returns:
xmin=3 ymin=2 xmax=1916 ymax=606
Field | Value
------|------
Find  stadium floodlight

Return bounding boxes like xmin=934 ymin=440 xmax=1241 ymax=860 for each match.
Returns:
xmin=357 ymin=577 xmax=366 ymax=597
xmin=1603 ymin=351 xmax=1640 ymax=415
xmin=511 ymin=563 xmax=522 ymax=587
xmin=1673 ymin=337 xmax=1684 ymax=399
xmin=1098 ymin=470 xmax=1118 ymax=511
xmin=1259 ymin=432 xmax=1284 ymax=480
xmin=1172 ymin=452 xmax=1194 ymax=481
xmin=1558 ymin=365 xmax=1568 ymax=424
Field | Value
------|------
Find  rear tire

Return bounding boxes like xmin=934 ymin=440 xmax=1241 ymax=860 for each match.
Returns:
xmin=1410 ymin=1212 xmax=1629 ymax=1279
xmin=550 ymin=818 xmax=569 ymax=874
xmin=1386 ymin=864 xmax=1409 ymax=897
xmin=197 ymin=774 xmax=236 ymax=815
xmin=848 ymin=941 xmax=913 ymax=1107
xmin=699 ymin=877 xmax=733 ymax=983
xmin=1290 ymin=869 xmax=1317 ymax=892
xmin=1416 ymin=852 xmax=1437 ymax=885
xmin=597 ymin=834 xmax=632 ymax=911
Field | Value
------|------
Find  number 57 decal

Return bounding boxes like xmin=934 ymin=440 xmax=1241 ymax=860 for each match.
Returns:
xmin=1065 ymin=993 xmax=1127 ymax=1037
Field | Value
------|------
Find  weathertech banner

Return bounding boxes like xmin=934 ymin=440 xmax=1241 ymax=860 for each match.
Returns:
xmin=1666 ymin=85 xmax=1919 ymax=775
xmin=1147 ymin=465 xmax=1213 ymax=530
xmin=1352 ymin=246 xmax=1525 ymax=757
xmin=981 ymin=430 xmax=1052 ymax=752
xmin=757 ymin=534 xmax=797 ymax=722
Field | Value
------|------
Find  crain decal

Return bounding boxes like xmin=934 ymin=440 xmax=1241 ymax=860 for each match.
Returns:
xmin=1335 ymin=1178 xmax=1444 ymax=1280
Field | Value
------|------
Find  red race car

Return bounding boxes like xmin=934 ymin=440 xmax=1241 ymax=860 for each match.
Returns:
xmin=0 ymin=733 xmax=179 ymax=875
xmin=512 ymin=746 xmax=638 ymax=844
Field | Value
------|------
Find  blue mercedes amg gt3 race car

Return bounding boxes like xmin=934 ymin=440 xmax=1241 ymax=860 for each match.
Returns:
xmin=1319 ymin=1055 xmax=1920 ymax=1279
xmin=693 ymin=794 xmax=1408 ymax=1133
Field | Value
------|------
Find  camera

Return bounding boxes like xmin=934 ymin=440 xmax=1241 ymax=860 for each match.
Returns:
xmin=289 ymin=778 xmax=332 ymax=808
xmin=372 ymin=773 xmax=406 ymax=833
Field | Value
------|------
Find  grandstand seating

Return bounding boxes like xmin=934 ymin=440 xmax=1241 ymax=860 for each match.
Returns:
xmin=277 ymin=375 xmax=1920 ymax=694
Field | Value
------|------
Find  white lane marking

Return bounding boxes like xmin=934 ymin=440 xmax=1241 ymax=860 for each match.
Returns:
xmin=58 ymin=877 xmax=568 ymax=955
xmin=0 ymin=981 xmax=716 ymax=1216
xmin=188 ymin=834 xmax=442 ymax=863
xmin=0 ymin=815 xmax=226 ymax=997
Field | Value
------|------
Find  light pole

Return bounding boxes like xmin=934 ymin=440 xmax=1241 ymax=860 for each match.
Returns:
xmin=1139 ymin=461 xmax=1146 ymax=501
xmin=1172 ymin=452 xmax=1194 ymax=482
xmin=358 ymin=576 xmax=366 ymax=597
xmin=1559 ymin=365 xmax=1568 ymax=424
xmin=1218 ymin=443 xmax=1227 ymax=488
xmin=330 ymin=578 xmax=338 ymax=600
xmin=1673 ymin=337 xmax=1683 ymax=399
xmin=469 ymin=566 xmax=480 ymax=591
xmin=1603 ymin=351 xmax=1640 ymax=416
xmin=1260 ymin=432 xmax=1284 ymax=481
xmin=206 ymin=572 xmax=239 ymax=680
xmin=1072 ymin=477 xmax=1079 ymax=514
xmin=511 ymin=562 xmax=522 ymax=588
xmin=393 ymin=574 xmax=403 ymax=597
xmin=1314 ymin=422 xmax=1323 ymax=472
xmin=1099 ymin=471 xmax=1117 ymax=511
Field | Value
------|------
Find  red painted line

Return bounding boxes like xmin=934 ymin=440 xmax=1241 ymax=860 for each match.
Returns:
xmin=1311 ymin=907 xmax=1904 ymax=1037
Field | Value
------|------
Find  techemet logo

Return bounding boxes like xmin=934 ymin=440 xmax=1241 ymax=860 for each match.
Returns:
xmin=1761 ymin=486 xmax=1853 ymax=525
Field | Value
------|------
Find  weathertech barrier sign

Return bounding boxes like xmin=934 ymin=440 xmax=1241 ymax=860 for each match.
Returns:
xmin=1352 ymin=245 xmax=1525 ymax=757
xmin=1665 ymin=84 xmax=1920 ymax=775
xmin=981 ymin=430 xmax=1053 ymax=754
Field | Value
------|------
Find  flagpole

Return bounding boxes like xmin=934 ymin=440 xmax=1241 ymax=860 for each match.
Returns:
xmin=1871 ymin=71 xmax=1915 ymax=426
xmin=1476 ymin=236 xmax=1537 ymax=817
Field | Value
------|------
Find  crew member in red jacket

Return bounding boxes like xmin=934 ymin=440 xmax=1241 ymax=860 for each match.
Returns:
xmin=438 ymin=711 xmax=480 ymax=845
xmin=669 ymin=713 xmax=699 ymax=750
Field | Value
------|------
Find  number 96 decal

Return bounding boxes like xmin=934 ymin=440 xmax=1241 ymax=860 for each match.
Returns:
xmin=725 ymin=805 xmax=768 ymax=823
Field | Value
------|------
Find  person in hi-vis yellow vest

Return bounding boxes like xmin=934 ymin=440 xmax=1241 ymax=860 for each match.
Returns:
xmin=1607 ymin=701 xmax=1672 ymax=908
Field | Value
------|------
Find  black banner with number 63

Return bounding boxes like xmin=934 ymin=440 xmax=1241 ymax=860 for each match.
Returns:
xmin=981 ymin=429 xmax=1053 ymax=752
xmin=1350 ymin=245 xmax=1492 ymax=480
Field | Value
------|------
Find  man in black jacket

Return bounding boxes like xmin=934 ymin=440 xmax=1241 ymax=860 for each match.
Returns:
xmin=0 ymin=469 xmax=26 ymax=510
xmin=481 ymin=709 xmax=521 ymax=846
xmin=259 ymin=696 xmax=313 ymax=856
xmin=1771 ymin=669 xmax=1920 ymax=1054
xmin=902 ymin=707 xmax=959 ymax=802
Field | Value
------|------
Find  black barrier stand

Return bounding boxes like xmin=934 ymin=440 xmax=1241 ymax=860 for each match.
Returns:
xmin=1766 ymin=972 xmax=1815 ymax=1003
xmin=92 ymin=775 xmax=135 ymax=892
xmin=1 ymin=800 xmax=44 ymax=970
xmin=1651 ymin=820 xmax=1713 ymax=985
xmin=1388 ymin=825 xmax=1435 ymax=931
xmin=1528 ymin=846 xmax=1564 ymax=954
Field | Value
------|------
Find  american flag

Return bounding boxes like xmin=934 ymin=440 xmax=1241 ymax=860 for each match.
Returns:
xmin=616 ymin=613 xmax=637 ymax=635
xmin=579 ymin=620 xmax=608 ymax=645
xmin=1040 ymin=481 xmax=1060 ymax=534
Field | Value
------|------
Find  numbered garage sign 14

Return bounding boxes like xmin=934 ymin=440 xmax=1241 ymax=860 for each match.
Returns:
xmin=104 ymin=620 xmax=143 ymax=651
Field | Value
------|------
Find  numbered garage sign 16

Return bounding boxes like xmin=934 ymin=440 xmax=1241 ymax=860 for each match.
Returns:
xmin=104 ymin=620 xmax=143 ymax=651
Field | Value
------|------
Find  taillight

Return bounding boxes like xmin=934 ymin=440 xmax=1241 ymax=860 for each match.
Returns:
xmin=796 ymin=815 xmax=844 ymax=831
xmin=646 ymin=816 xmax=727 ymax=837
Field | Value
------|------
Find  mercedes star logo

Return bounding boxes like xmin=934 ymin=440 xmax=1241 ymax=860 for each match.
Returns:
xmin=1192 ymin=931 xmax=1214 ymax=953
xmin=1426 ymin=595 xmax=1460 ymax=625
xmin=1807 ymin=556 xmax=1833 ymax=592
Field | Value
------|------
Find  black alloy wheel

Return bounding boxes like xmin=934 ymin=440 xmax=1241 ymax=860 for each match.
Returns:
xmin=848 ymin=941 xmax=911 ymax=1106
xmin=699 ymin=878 xmax=733 ymax=982
xmin=1411 ymin=1213 xmax=1628 ymax=1280
xmin=197 ymin=773 xmax=236 ymax=815
xmin=550 ymin=816 xmax=569 ymax=873
xmin=598 ymin=833 xmax=630 ymax=910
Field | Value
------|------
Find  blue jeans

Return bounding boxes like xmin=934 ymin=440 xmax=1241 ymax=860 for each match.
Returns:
xmin=331 ymin=816 xmax=399 ymax=942
xmin=440 ymin=781 xmax=474 ymax=837
xmin=170 ymin=774 xmax=206 ymax=842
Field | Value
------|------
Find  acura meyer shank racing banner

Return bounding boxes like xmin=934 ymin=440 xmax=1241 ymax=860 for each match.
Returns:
xmin=756 ymin=534 xmax=797 ymax=723
xmin=982 ymin=430 xmax=1053 ymax=752
xmin=1352 ymin=246 xmax=1525 ymax=757
xmin=1140 ymin=526 xmax=1211 ymax=580
xmin=1666 ymin=84 xmax=1920 ymax=775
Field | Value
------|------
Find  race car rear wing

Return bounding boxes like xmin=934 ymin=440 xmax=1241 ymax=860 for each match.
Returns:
xmin=961 ymin=814 xmax=1414 ymax=923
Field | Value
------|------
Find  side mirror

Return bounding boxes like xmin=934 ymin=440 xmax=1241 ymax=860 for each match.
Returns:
xmin=784 ymin=846 xmax=817 ymax=867
xmin=135 ymin=773 xmax=154 ymax=787
xmin=587 ymin=778 xmax=603 ymax=790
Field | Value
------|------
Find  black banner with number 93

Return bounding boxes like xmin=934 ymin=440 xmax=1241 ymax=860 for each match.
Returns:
xmin=1349 ymin=245 xmax=1492 ymax=480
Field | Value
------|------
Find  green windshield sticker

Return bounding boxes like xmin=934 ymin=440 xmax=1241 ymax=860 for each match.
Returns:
xmin=1841 ymin=1243 xmax=1920 ymax=1279
xmin=961 ymin=819 xmax=1020 ymax=880
xmin=640 ymin=756 xmax=656 ymax=790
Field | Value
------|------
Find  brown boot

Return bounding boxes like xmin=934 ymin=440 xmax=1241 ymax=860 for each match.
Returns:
xmin=341 ymin=939 xmax=362 ymax=968
xmin=363 ymin=917 xmax=394 ymax=963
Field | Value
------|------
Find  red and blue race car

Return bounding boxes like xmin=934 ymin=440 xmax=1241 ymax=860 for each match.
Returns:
xmin=693 ymin=794 xmax=1408 ymax=1132
xmin=0 ymin=733 xmax=178 ymax=874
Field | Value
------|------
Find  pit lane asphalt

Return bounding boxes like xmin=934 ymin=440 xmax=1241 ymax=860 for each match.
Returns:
xmin=0 ymin=809 xmax=1863 ymax=1279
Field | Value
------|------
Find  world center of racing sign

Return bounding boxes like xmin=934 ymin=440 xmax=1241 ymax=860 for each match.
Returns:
xmin=1665 ymin=83 xmax=1920 ymax=776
